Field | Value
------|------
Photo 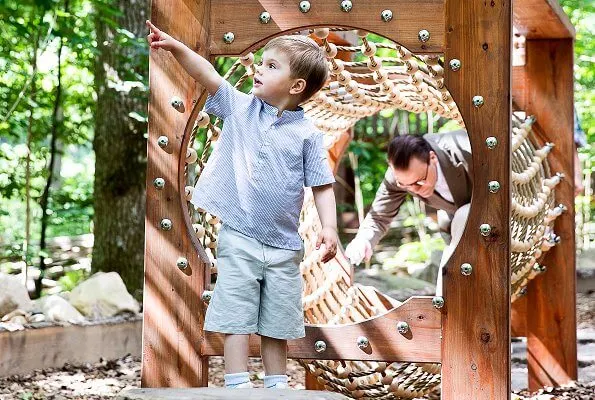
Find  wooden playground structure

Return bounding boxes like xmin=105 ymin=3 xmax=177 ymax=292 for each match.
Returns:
xmin=141 ymin=1 xmax=577 ymax=398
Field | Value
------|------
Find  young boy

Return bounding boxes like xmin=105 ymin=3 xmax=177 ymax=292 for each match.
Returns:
xmin=146 ymin=21 xmax=338 ymax=389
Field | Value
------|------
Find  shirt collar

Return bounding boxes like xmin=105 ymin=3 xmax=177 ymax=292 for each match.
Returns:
xmin=260 ymin=98 xmax=304 ymax=122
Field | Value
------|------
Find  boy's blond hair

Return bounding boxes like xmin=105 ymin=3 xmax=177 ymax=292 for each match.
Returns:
xmin=263 ymin=35 xmax=329 ymax=102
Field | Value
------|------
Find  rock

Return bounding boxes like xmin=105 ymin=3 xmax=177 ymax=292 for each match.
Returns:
xmin=0 ymin=321 xmax=25 ymax=331
xmin=37 ymin=294 xmax=86 ymax=323
xmin=69 ymin=272 xmax=140 ymax=319
xmin=0 ymin=273 xmax=32 ymax=318
xmin=1 ymin=309 xmax=29 ymax=322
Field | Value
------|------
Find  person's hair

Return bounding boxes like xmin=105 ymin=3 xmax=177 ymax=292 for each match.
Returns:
xmin=263 ymin=35 xmax=329 ymax=102
xmin=387 ymin=135 xmax=433 ymax=169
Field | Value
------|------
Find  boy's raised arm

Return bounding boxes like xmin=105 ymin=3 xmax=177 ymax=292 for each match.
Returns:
xmin=146 ymin=20 xmax=222 ymax=95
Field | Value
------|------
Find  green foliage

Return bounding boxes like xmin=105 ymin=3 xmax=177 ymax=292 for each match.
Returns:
xmin=382 ymin=236 xmax=445 ymax=269
xmin=58 ymin=268 xmax=89 ymax=291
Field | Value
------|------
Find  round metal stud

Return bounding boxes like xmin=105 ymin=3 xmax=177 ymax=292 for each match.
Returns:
xmin=449 ymin=59 xmax=461 ymax=71
xmin=299 ymin=0 xmax=311 ymax=13
xmin=340 ymin=0 xmax=352 ymax=12
xmin=160 ymin=218 xmax=173 ymax=231
xmin=357 ymin=336 xmax=369 ymax=349
xmin=177 ymin=257 xmax=189 ymax=270
xmin=153 ymin=177 xmax=165 ymax=189
xmin=472 ymin=95 xmax=485 ymax=108
xmin=201 ymin=290 xmax=213 ymax=303
xmin=479 ymin=223 xmax=492 ymax=237
xmin=170 ymin=96 xmax=184 ymax=110
xmin=259 ymin=11 xmax=271 ymax=24
xmin=519 ymin=287 xmax=527 ymax=296
xmin=223 ymin=32 xmax=235 ymax=44
xmin=314 ymin=340 xmax=327 ymax=353
xmin=533 ymin=263 xmax=547 ymax=273
xmin=460 ymin=263 xmax=473 ymax=276
xmin=432 ymin=296 xmax=444 ymax=309
xmin=558 ymin=203 xmax=568 ymax=213
xmin=488 ymin=181 xmax=501 ymax=193
xmin=380 ymin=9 xmax=393 ymax=22
xmin=486 ymin=136 xmax=498 ymax=149
xmin=418 ymin=29 xmax=430 ymax=43
xmin=396 ymin=321 xmax=410 ymax=334
xmin=157 ymin=136 xmax=169 ymax=148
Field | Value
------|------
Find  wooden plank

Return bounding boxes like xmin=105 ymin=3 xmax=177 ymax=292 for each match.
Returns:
xmin=118 ymin=388 xmax=349 ymax=400
xmin=0 ymin=320 xmax=141 ymax=377
xmin=513 ymin=0 xmax=575 ymax=39
xmin=442 ymin=1 xmax=511 ymax=399
xmin=202 ymin=297 xmax=441 ymax=362
xmin=210 ymin=0 xmax=445 ymax=56
xmin=511 ymin=296 xmax=527 ymax=337
xmin=142 ymin=0 xmax=211 ymax=388
xmin=516 ymin=39 xmax=577 ymax=390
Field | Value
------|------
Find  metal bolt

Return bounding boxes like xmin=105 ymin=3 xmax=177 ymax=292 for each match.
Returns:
xmin=314 ymin=340 xmax=327 ymax=353
xmin=486 ymin=136 xmax=498 ymax=149
xmin=340 ymin=0 xmax=352 ymax=12
xmin=418 ymin=29 xmax=430 ymax=43
xmin=432 ymin=296 xmax=444 ymax=309
xmin=460 ymin=263 xmax=473 ymax=276
xmin=160 ymin=218 xmax=173 ymax=231
xmin=157 ymin=136 xmax=169 ymax=148
xmin=533 ymin=263 xmax=547 ymax=273
xmin=153 ymin=177 xmax=165 ymax=189
xmin=259 ymin=11 xmax=271 ymax=24
xmin=558 ymin=204 xmax=568 ymax=212
xmin=488 ymin=181 xmax=500 ymax=193
xmin=171 ymin=96 xmax=184 ymax=110
xmin=519 ymin=287 xmax=527 ymax=296
xmin=397 ymin=321 xmax=410 ymax=334
xmin=223 ymin=32 xmax=235 ymax=44
xmin=357 ymin=336 xmax=369 ymax=349
xmin=176 ymin=257 xmax=189 ymax=270
xmin=201 ymin=290 xmax=213 ymax=303
xmin=479 ymin=223 xmax=492 ymax=236
xmin=299 ymin=0 xmax=311 ymax=13
xmin=472 ymin=95 xmax=484 ymax=108
xmin=380 ymin=9 xmax=393 ymax=22
xmin=449 ymin=59 xmax=461 ymax=71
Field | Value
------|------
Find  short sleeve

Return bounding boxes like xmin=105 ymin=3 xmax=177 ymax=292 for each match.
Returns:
xmin=303 ymin=131 xmax=335 ymax=187
xmin=204 ymin=80 xmax=251 ymax=119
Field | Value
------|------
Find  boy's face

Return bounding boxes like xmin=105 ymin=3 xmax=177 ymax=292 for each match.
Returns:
xmin=253 ymin=48 xmax=303 ymax=104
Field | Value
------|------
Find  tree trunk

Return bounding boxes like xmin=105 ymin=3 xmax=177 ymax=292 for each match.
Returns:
xmin=92 ymin=0 xmax=149 ymax=297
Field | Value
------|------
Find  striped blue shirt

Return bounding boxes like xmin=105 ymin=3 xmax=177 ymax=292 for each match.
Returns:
xmin=191 ymin=81 xmax=335 ymax=250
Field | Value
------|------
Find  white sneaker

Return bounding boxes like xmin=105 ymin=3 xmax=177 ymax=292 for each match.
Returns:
xmin=268 ymin=382 xmax=288 ymax=389
xmin=231 ymin=382 xmax=254 ymax=389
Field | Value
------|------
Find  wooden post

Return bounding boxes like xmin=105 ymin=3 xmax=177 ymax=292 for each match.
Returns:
xmin=520 ymin=39 xmax=577 ymax=390
xmin=442 ymin=1 xmax=511 ymax=399
xmin=141 ymin=0 xmax=211 ymax=387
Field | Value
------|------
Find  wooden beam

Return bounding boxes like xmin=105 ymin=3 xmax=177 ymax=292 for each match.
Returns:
xmin=513 ymin=0 xmax=575 ymax=40
xmin=202 ymin=297 xmax=441 ymax=363
xmin=210 ymin=0 xmax=445 ymax=56
xmin=442 ymin=1 xmax=511 ymax=399
xmin=511 ymin=296 xmax=527 ymax=337
xmin=142 ymin=0 xmax=211 ymax=388
xmin=514 ymin=38 xmax=577 ymax=390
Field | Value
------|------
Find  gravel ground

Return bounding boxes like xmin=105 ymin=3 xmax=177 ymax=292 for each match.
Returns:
xmin=0 ymin=293 xmax=592 ymax=399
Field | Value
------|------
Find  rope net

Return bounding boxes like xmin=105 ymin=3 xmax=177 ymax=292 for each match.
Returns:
xmin=181 ymin=28 xmax=564 ymax=399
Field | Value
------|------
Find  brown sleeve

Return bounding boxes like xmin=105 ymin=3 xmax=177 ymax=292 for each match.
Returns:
xmin=356 ymin=168 xmax=408 ymax=248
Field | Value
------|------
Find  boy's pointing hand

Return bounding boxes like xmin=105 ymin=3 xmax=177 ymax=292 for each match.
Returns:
xmin=146 ymin=20 xmax=179 ymax=52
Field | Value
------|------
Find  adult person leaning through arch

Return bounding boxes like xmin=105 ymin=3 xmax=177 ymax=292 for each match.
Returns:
xmin=344 ymin=131 xmax=472 ymax=296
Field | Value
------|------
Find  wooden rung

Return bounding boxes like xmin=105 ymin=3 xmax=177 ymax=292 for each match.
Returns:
xmin=202 ymin=297 xmax=441 ymax=363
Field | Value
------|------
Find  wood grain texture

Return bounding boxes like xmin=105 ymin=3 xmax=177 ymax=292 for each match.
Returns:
xmin=511 ymin=296 xmax=527 ymax=337
xmin=513 ymin=0 xmax=575 ymax=39
xmin=514 ymin=39 xmax=577 ymax=390
xmin=210 ymin=0 xmax=445 ymax=56
xmin=442 ymin=1 xmax=512 ymax=399
xmin=202 ymin=297 xmax=441 ymax=362
xmin=142 ymin=0 xmax=211 ymax=387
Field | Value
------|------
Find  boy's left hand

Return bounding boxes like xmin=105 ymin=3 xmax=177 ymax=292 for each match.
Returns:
xmin=316 ymin=227 xmax=338 ymax=263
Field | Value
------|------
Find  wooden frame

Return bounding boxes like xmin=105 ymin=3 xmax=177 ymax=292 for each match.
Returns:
xmin=142 ymin=0 xmax=576 ymax=397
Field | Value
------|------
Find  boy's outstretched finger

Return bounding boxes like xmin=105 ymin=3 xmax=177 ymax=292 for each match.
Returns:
xmin=146 ymin=20 xmax=160 ymax=34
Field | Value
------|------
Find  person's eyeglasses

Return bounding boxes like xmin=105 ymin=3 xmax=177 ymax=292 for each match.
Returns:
xmin=396 ymin=163 xmax=430 ymax=189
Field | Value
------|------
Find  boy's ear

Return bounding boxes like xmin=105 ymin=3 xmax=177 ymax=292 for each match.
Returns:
xmin=289 ymin=78 xmax=307 ymax=95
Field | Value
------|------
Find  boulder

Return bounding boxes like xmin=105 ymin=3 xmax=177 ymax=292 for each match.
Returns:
xmin=69 ymin=272 xmax=140 ymax=319
xmin=0 ymin=273 xmax=32 ymax=318
xmin=37 ymin=295 xmax=85 ymax=323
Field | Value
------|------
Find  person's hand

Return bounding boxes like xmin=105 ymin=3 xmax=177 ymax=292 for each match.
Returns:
xmin=146 ymin=20 xmax=180 ymax=52
xmin=345 ymin=237 xmax=372 ymax=266
xmin=316 ymin=227 xmax=338 ymax=263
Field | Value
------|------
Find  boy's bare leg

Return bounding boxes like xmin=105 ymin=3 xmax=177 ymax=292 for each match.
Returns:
xmin=261 ymin=335 xmax=287 ymax=375
xmin=224 ymin=334 xmax=250 ymax=373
